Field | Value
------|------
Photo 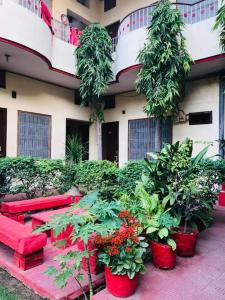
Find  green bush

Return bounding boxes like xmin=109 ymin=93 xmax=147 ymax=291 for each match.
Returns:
xmin=0 ymin=157 xmax=74 ymax=199
xmin=73 ymin=160 xmax=118 ymax=201
xmin=117 ymin=160 xmax=146 ymax=195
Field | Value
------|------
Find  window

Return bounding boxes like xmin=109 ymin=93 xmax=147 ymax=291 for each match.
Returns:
xmin=0 ymin=70 xmax=6 ymax=89
xmin=104 ymin=0 xmax=116 ymax=12
xmin=128 ymin=118 xmax=172 ymax=160
xmin=104 ymin=95 xmax=116 ymax=109
xmin=189 ymin=111 xmax=212 ymax=125
xmin=77 ymin=0 xmax=89 ymax=8
xmin=105 ymin=21 xmax=120 ymax=38
xmin=18 ymin=111 xmax=51 ymax=158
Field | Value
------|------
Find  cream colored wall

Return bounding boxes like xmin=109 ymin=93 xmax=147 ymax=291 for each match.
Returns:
xmin=52 ymin=0 xmax=100 ymax=23
xmin=100 ymin=0 xmax=156 ymax=26
xmin=173 ymin=77 xmax=219 ymax=158
xmin=97 ymin=77 xmax=219 ymax=166
xmin=0 ymin=73 xmax=90 ymax=159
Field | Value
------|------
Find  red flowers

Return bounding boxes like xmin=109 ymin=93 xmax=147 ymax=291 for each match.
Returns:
xmin=108 ymin=246 xmax=119 ymax=256
xmin=95 ymin=211 xmax=142 ymax=257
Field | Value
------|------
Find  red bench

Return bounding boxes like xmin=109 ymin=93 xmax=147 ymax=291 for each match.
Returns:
xmin=0 ymin=215 xmax=47 ymax=270
xmin=1 ymin=195 xmax=77 ymax=223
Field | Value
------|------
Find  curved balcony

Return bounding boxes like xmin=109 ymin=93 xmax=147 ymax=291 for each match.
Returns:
xmin=114 ymin=0 xmax=221 ymax=79
xmin=0 ymin=0 xmax=52 ymax=63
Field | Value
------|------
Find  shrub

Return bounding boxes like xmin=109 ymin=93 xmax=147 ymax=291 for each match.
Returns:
xmin=73 ymin=160 xmax=118 ymax=201
xmin=117 ymin=160 xmax=146 ymax=196
xmin=0 ymin=157 xmax=74 ymax=199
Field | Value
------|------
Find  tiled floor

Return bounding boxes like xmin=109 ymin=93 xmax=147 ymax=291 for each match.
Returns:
xmin=93 ymin=206 xmax=225 ymax=300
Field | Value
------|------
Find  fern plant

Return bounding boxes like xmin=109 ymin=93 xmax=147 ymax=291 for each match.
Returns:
xmin=75 ymin=23 xmax=113 ymax=159
xmin=136 ymin=0 xmax=192 ymax=151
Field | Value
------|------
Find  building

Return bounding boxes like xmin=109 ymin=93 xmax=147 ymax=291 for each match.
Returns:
xmin=0 ymin=0 xmax=223 ymax=166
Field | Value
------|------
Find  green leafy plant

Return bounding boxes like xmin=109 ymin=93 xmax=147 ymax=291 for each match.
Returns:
xmin=0 ymin=157 xmax=73 ymax=198
xmin=117 ymin=160 xmax=146 ymax=196
xmin=73 ymin=160 xmax=119 ymax=201
xmin=214 ymin=0 xmax=225 ymax=51
xmin=134 ymin=183 xmax=177 ymax=250
xmin=96 ymin=210 xmax=147 ymax=279
xmin=66 ymin=135 xmax=87 ymax=165
xmin=143 ymin=139 xmax=217 ymax=231
xmin=35 ymin=192 xmax=122 ymax=300
xmin=76 ymin=23 xmax=113 ymax=159
xmin=136 ymin=0 xmax=192 ymax=151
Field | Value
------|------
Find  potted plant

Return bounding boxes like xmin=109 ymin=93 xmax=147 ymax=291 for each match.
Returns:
xmin=95 ymin=210 xmax=148 ymax=298
xmin=143 ymin=197 xmax=177 ymax=269
xmin=127 ymin=184 xmax=178 ymax=269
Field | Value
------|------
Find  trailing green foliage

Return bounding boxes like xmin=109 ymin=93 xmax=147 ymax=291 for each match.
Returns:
xmin=136 ymin=0 xmax=192 ymax=118
xmin=66 ymin=135 xmax=87 ymax=165
xmin=214 ymin=0 xmax=225 ymax=51
xmin=73 ymin=160 xmax=119 ymax=201
xmin=117 ymin=160 xmax=146 ymax=195
xmin=76 ymin=23 xmax=113 ymax=122
xmin=0 ymin=157 xmax=74 ymax=198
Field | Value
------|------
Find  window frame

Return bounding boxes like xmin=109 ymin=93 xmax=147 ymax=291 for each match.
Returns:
xmin=104 ymin=0 xmax=116 ymax=12
xmin=76 ymin=0 xmax=89 ymax=8
xmin=17 ymin=110 xmax=52 ymax=158
xmin=128 ymin=117 xmax=172 ymax=160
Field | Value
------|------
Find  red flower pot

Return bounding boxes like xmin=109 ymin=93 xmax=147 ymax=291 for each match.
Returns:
xmin=150 ymin=240 xmax=176 ymax=269
xmin=105 ymin=267 xmax=139 ymax=298
xmin=172 ymin=228 xmax=199 ymax=257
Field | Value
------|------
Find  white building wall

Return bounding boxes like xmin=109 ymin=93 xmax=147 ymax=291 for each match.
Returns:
xmin=0 ymin=73 xmax=90 ymax=158
xmin=98 ymin=77 xmax=220 ymax=166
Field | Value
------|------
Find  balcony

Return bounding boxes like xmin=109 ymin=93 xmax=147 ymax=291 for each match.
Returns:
xmin=111 ymin=0 xmax=223 ymax=91
xmin=0 ymin=0 xmax=80 ymax=89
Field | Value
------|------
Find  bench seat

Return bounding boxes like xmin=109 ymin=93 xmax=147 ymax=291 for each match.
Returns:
xmin=1 ymin=195 xmax=73 ymax=213
xmin=1 ymin=195 xmax=74 ymax=223
xmin=0 ymin=215 xmax=47 ymax=270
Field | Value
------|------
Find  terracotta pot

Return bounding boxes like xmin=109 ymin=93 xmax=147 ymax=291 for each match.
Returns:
xmin=105 ymin=267 xmax=139 ymax=298
xmin=150 ymin=240 xmax=176 ymax=269
xmin=172 ymin=227 xmax=199 ymax=257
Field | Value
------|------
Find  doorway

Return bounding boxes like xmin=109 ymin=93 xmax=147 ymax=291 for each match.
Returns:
xmin=0 ymin=108 xmax=7 ymax=157
xmin=102 ymin=121 xmax=119 ymax=163
xmin=66 ymin=119 xmax=89 ymax=160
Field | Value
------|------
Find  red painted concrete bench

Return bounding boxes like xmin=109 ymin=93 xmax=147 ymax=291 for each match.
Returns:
xmin=1 ymin=195 xmax=80 ymax=224
xmin=31 ymin=207 xmax=83 ymax=249
xmin=0 ymin=215 xmax=47 ymax=270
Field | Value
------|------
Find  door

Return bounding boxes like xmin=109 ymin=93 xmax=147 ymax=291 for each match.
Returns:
xmin=102 ymin=122 xmax=119 ymax=162
xmin=0 ymin=108 xmax=7 ymax=157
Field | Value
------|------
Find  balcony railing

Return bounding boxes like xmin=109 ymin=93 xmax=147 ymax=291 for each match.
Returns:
xmin=118 ymin=0 xmax=219 ymax=39
xmin=18 ymin=0 xmax=52 ymax=16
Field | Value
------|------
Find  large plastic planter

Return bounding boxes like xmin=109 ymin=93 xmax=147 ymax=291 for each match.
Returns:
xmin=105 ymin=267 xmax=139 ymax=298
xmin=150 ymin=240 xmax=176 ymax=269
xmin=172 ymin=228 xmax=199 ymax=257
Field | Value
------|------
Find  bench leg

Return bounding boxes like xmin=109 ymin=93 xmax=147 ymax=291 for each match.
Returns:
xmin=14 ymin=249 xmax=44 ymax=270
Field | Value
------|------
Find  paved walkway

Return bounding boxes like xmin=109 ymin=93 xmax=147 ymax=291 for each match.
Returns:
xmin=93 ymin=206 xmax=225 ymax=300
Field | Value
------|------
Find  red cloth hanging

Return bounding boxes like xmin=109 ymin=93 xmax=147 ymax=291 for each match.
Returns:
xmin=70 ymin=27 xmax=82 ymax=46
xmin=40 ymin=0 xmax=53 ymax=33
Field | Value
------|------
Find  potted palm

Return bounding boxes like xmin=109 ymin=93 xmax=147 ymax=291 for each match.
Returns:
xmin=95 ymin=210 xmax=147 ymax=298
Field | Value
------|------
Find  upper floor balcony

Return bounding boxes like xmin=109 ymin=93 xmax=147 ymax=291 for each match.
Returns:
xmin=0 ymin=0 xmax=224 ymax=94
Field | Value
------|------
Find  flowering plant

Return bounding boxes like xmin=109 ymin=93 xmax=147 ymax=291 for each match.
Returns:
xmin=95 ymin=211 xmax=148 ymax=279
